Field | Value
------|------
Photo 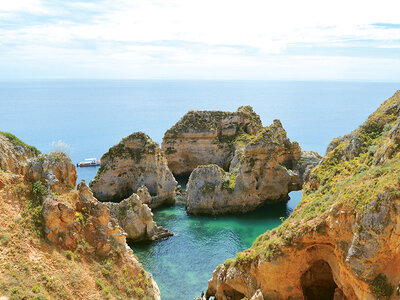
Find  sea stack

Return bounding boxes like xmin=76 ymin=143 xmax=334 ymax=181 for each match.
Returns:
xmin=162 ymin=106 xmax=263 ymax=176
xmin=90 ymin=132 xmax=177 ymax=208
xmin=186 ymin=120 xmax=320 ymax=215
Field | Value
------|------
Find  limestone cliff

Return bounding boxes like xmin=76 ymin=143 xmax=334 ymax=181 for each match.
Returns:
xmin=106 ymin=192 xmax=173 ymax=241
xmin=0 ymin=132 xmax=40 ymax=175
xmin=186 ymin=120 xmax=320 ymax=215
xmin=25 ymin=152 xmax=77 ymax=192
xmin=206 ymin=91 xmax=400 ymax=300
xmin=162 ymin=106 xmax=263 ymax=176
xmin=90 ymin=132 xmax=177 ymax=208
xmin=0 ymin=136 xmax=161 ymax=300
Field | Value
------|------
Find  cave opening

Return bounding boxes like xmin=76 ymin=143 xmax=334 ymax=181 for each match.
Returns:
xmin=301 ymin=260 xmax=338 ymax=300
xmin=224 ymin=288 xmax=245 ymax=300
xmin=175 ymin=173 xmax=191 ymax=191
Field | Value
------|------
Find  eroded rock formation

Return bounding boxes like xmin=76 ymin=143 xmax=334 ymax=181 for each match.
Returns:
xmin=162 ymin=106 xmax=263 ymax=176
xmin=25 ymin=152 xmax=77 ymax=192
xmin=106 ymin=193 xmax=173 ymax=241
xmin=0 ymin=134 xmax=161 ymax=299
xmin=0 ymin=132 xmax=40 ymax=175
xmin=90 ymin=132 xmax=177 ymax=208
xmin=206 ymin=90 xmax=400 ymax=300
xmin=186 ymin=120 xmax=320 ymax=215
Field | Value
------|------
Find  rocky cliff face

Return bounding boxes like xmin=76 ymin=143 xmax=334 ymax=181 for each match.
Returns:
xmin=106 ymin=192 xmax=173 ymax=241
xmin=186 ymin=120 xmax=320 ymax=215
xmin=25 ymin=152 xmax=77 ymax=192
xmin=0 ymin=132 xmax=40 ymax=175
xmin=90 ymin=132 xmax=177 ymax=208
xmin=206 ymin=90 xmax=400 ymax=300
xmin=0 ymin=136 xmax=161 ymax=299
xmin=162 ymin=106 xmax=263 ymax=176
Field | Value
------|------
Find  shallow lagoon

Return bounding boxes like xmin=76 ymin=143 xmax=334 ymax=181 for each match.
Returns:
xmin=129 ymin=191 xmax=302 ymax=300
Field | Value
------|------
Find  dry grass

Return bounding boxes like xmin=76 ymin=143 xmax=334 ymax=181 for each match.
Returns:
xmin=0 ymin=173 xmax=153 ymax=300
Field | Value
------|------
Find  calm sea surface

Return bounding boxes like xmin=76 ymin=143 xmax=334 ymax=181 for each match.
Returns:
xmin=1 ymin=80 xmax=398 ymax=299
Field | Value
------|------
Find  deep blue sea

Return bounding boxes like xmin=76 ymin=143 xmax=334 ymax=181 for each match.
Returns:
xmin=1 ymin=80 xmax=398 ymax=299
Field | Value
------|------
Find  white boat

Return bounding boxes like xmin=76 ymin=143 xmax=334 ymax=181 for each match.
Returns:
xmin=77 ymin=158 xmax=100 ymax=167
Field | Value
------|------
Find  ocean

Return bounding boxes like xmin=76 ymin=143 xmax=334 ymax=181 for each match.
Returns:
xmin=1 ymin=80 xmax=398 ymax=299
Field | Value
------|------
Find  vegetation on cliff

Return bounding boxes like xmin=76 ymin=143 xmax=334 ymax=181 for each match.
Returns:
xmin=186 ymin=119 xmax=313 ymax=215
xmin=0 ymin=135 xmax=160 ymax=299
xmin=162 ymin=106 xmax=264 ymax=176
xmin=164 ymin=106 xmax=262 ymax=137
xmin=210 ymin=90 xmax=400 ymax=299
xmin=0 ymin=132 xmax=41 ymax=156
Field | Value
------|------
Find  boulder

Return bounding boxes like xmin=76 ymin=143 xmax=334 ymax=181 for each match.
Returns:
xmin=106 ymin=193 xmax=173 ymax=241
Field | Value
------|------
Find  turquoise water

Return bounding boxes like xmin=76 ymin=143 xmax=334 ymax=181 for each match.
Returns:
xmin=1 ymin=80 xmax=399 ymax=299
xmin=129 ymin=191 xmax=302 ymax=300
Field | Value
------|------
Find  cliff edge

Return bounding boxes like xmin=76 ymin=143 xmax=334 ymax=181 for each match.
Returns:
xmin=206 ymin=90 xmax=400 ymax=300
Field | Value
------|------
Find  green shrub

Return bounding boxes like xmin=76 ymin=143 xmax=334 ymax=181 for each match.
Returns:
xmin=0 ymin=131 xmax=41 ymax=155
xmin=65 ymin=250 xmax=73 ymax=260
xmin=32 ymin=181 xmax=47 ymax=206
xmin=95 ymin=278 xmax=105 ymax=290
xmin=31 ymin=284 xmax=41 ymax=294
xmin=369 ymin=274 xmax=393 ymax=299
xmin=101 ymin=268 xmax=110 ymax=277
xmin=0 ymin=233 xmax=11 ymax=245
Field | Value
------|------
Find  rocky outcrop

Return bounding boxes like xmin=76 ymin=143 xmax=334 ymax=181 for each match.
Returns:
xmin=25 ymin=152 xmax=77 ymax=192
xmin=0 ymin=132 xmax=40 ymax=174
xmin=0 ymin=134 xmax=161 ymax=299
xmin=106 ymin=193 xmax=173 ymax=241
xmin=186 ymin=120 xmax=319 ymax=215
xmin=90 ymin=132 xmax=177 ymax=208
xmin=42 ymin=180 xmax=161 ymax=299
xmin=41 ymin=181 xmax=161 ymax=299
xmin=206 ymin=90 xmax=400 ymax=300
xmin=162 ymin=106 xmax=263 ymax=176
xmin=293 ymin=151 xmax=322 ymax=185
xmin=42 ymin=181 xmax=128 ymax=254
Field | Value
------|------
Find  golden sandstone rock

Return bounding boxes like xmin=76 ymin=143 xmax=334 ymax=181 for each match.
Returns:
xmin=186 ymin=120 xmax=320 ymax=215
xmin=206 ymin=91 xmax=400 ymax=300
xmin=162 ymin=106 xmax=263 ymax=176
xmin=90 ymin=132 xmax=177 ymax=208
xmin=0 ymin=137 xmax=161 ymax=299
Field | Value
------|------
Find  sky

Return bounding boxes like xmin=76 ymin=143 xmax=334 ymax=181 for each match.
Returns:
xmin=1 ymin=0 xmax=400 ymax=80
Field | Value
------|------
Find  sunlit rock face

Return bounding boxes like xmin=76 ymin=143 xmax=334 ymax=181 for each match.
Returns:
xmin=186 ymin=120 xmax=319 ymax=215
xmin=105 ymin=192 xmax=173 ymax=242
xmin=162 ymin=106 xmax=263 ymax=176
xmin=90 ymin=132 xmax=177 ymax=208
xmin=25 ymin=152 xmax=77 ymax=193
xmin=206 ymin=90 xmax=400 ymax=300
xmin=0 ymin=132 xmax=40 ymax=175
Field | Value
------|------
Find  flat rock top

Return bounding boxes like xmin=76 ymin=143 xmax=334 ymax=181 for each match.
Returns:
xmin=164 ymin=106 xmax=262 ymax=136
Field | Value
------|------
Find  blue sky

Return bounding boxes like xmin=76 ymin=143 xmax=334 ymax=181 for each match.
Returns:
xmin=1 ymin=0 xmax=400 ymax=80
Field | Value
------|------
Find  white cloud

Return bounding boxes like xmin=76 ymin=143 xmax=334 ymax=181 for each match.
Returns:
xmin=0 ymin=0 xmax=50 ymax=14
xmin=1 ymin=0 xmax=400 ymax=79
